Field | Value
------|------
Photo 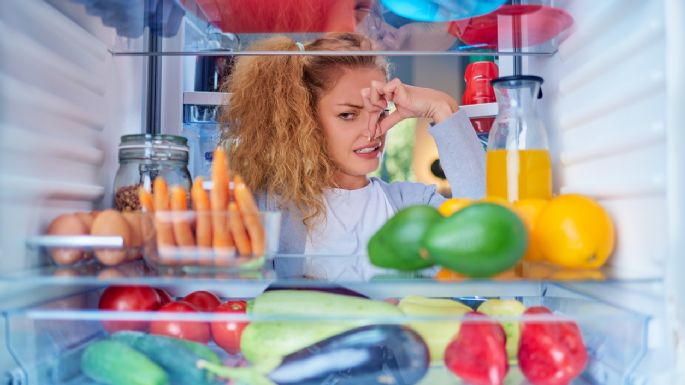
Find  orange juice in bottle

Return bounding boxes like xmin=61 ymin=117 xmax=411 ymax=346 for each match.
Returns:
xmin=486 ymin=76 xmax=551 ymax=201
xmin=486 ymin=149 xmax=552 ymax=200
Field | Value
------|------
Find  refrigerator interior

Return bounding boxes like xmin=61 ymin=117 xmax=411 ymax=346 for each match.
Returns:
xmin=1 ymin=0 xmax=683 ymax=384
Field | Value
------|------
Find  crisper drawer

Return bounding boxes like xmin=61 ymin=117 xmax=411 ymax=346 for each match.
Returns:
xmin=4 ymin=282 xmax=648 ymax=385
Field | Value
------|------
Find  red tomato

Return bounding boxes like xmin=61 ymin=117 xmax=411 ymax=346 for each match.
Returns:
xmin=211 ymin=300 xmax=248 ymax=354
xmin=98 ymin=285 xmax=162 ymax=332
xmin=182 ymin=290 xmax=221 ymax=312
xmin=150 ymin=301 xmax=210 ymax=343
xmin=155 ymin=288 xmax=173 ymax=306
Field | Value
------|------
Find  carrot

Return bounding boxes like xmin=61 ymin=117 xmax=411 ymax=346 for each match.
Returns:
xmin=170 ymin=186 xmax=195 ymax=247
xmin=153 ymin=177 xmax=176 ymax=247
xmin=211 ymin=147 xmax=234 ymax=249
xmin=234 ymin=175 xmax=259 ymax=214
xmin=234 ymin=175 xmax=265 ymax=256
xmin=138 ymin=187 xmax=154 ymax=212
xmin=228 ymin=202 xmax=252 ymax=256
xmin=191 ymin=177 xmax=212 ymax=248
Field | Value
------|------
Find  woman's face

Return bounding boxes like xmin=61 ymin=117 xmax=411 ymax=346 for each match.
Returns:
xmin=317 ymin=67 xmax=387 ymax=189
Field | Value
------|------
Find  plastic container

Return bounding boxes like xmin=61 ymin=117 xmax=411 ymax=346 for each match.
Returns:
xmin=182 ymin=92 xmax=229 ymax=179
xmin=5 ymin=285 xmax=649 ymax=385
xmin=141 ymin=210 xmax=281 ymax=271
xmin=486 ymin=75 xmax=552 ymax=201
xmin=113 ymin=135 xmax=192 ymax=211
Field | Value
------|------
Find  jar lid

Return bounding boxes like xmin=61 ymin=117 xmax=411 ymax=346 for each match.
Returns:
xmin=118 ymin=134 xmax=189 ymax=152
xmin=490 ymin=75 xmax=544 ymax=86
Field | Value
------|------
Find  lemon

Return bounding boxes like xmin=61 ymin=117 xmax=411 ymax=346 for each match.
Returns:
xmin=536 ymin=194 xmax=615 ymax=269
xmin=438 ymin=198 xmax=472 ymax=217
xmin=512 ymin=199 xmax=548 ymax=262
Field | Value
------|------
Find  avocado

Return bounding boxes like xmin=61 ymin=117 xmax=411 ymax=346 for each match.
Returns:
xmin=368 ymin=205 xmax=442 ymax=271
xmin=422 ymin=203 xmax=527 ymax=277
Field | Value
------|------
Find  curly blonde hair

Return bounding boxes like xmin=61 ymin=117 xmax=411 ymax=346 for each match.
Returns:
xmin=221 ymin=33 xmax=387 ymax=227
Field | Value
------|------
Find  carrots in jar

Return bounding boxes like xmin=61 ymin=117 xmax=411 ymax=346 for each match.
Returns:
xmin=191 ymin=177 xmax=212 ymax=248
xmin=170 ymin=186 xmax=195 ymax=247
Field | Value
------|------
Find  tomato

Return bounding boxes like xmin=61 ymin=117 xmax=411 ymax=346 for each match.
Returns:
xmin=155 ymin=288 xmax=173 ymax=306
xmin=150 ymin=301 xmax=211 ymax=343
xmin=98 ymin=285 xmax=162 ymax=332
xmin=182 ymin=290 xmax=221 ymax=312
xmin=211 ymin=300 xmax=248 ymax=354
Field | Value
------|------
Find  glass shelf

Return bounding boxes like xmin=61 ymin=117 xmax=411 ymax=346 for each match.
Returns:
xmin=61 ymin=0 xmax=574 ymax=56
xmin=0 ymin=256 xmax=662 ymax=292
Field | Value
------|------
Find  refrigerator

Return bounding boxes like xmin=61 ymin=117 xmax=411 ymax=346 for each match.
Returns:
xmin=1 ymin=0 xmax=683 ymax=384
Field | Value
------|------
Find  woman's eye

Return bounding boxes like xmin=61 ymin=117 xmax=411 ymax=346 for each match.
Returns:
xmin=338 ymin=112 xmax=357 ymax=120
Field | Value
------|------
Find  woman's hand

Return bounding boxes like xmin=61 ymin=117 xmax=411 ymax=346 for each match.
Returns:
xmin=361 ymin=78 xmax=459 ymax=140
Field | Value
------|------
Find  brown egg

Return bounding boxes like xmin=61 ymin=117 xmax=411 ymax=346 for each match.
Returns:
xmin=91 ymin=210 xmax=131 ymax=266
xmin=122 ymin=212 xmax=143 ymax=260
xmin=46 ymin=214 xmax=88 ymax=265
xmin=74 ymin=212 xmax=94 ymax=232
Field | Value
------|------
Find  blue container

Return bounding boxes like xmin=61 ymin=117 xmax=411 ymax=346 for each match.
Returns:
xmin=380 ymin=0 xmax=506 ymax=22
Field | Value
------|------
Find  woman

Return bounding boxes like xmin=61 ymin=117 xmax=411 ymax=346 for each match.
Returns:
xmin=221 ymin=33 xmax=485 ymax=278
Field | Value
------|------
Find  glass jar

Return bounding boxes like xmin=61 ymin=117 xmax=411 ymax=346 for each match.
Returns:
xmin=113 ymin=134 xmax=192 ymax=211
xmin=486 ymin=75 xmax=552 ymax=201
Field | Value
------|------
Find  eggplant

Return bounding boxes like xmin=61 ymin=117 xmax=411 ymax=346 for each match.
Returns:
xmin=263 ymin=283 xmax=369 ymax=299
xmin=201 ymin=325 xmax=429 ymax=385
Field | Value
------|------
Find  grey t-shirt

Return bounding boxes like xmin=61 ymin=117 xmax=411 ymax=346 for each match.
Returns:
xmin=257 ymin=109 xmax=486 ymax=255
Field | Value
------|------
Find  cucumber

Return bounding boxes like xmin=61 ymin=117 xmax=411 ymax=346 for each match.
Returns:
xmin=112 ymin=331 xmax=221 ymax=366
xmin=112 ymin=332 xmax=218 ymax=385
xmin=81 ymin=340 xmax=168 ymax=385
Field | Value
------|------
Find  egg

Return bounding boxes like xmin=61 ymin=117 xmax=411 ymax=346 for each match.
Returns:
xmin=46 ymin=214 xmax=88 ymax=265
xmin=91 ymin=210 xmax=131 ymax=266
xmin=122 ymin=212 xmax=143 ymax=260
xmin=74 ymin=212 xmax=94 ymax=231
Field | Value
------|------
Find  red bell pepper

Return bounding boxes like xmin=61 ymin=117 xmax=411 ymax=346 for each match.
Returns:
xmin=444 ymin=311 xmax=509 ymax=385
xmin=518 ymin=306 xmax=588 ymax=385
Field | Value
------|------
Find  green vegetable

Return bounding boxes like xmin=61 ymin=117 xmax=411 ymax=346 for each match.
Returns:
xmin=422 ymin=203 xmax=527 ymax=277
xmin=477 ymin=299 xmax=526 ymax=362
xmin=81 ymin=340 xmax=168 ymax=385
xmin=368 ymin=205 xmax=441 ymax=271
xmin=112 ymin=331 xmax=221 ymax=367
xmin=398 ymin=296 xmax=472 ymax=362
xmin=111 ymin=331 xmax=217 ymax=385
xmin=242 ymin=290 xmax=402 ymax=366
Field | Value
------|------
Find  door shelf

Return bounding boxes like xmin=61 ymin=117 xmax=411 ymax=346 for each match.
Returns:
xmin=41 ymin=0 xmax=574 ymax=57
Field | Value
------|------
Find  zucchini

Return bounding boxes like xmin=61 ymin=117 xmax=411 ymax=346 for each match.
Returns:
xmin=112 ymin=332 xmax=218 ymax=385
xmin=242 ymin=290 xmax=403 ymax=366
xmin=81 ymin=340 xmax=168 ymax=385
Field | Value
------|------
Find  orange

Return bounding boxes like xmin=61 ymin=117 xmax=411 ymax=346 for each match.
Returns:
xmin=438 ymin=198 xmax=472 ymax=217
xmin=480 ymin=196 xmax=515 ymax=210
xmin=536 ymin=194 xmax=615 ymax=269
xmin=512 ymin=199 xmax=548 ymax=262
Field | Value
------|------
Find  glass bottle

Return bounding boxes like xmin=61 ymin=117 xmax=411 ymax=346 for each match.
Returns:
xmin=486 ymin=75 xmax=552 ymax=201
xmin=113 ymin=134 xmax=192 ymax=211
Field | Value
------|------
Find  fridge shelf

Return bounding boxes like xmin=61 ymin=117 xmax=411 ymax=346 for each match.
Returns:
xmin=3 ymin=285 xmax=649 ymax=385
xmin=0 ymin=256 xmax=663 ymax=292
xmin=40 ymin=0 xmax=573 ymax=57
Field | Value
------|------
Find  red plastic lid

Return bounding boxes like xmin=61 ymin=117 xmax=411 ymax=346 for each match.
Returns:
xmin=448 ymin=5 xmax=573 ymax=49
xmin=184 ymin=0 xmax=369 ymax=33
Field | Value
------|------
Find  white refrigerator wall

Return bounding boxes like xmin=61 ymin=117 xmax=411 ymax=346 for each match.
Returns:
xmin=0 ymin=1 xmax=146 ymax=273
